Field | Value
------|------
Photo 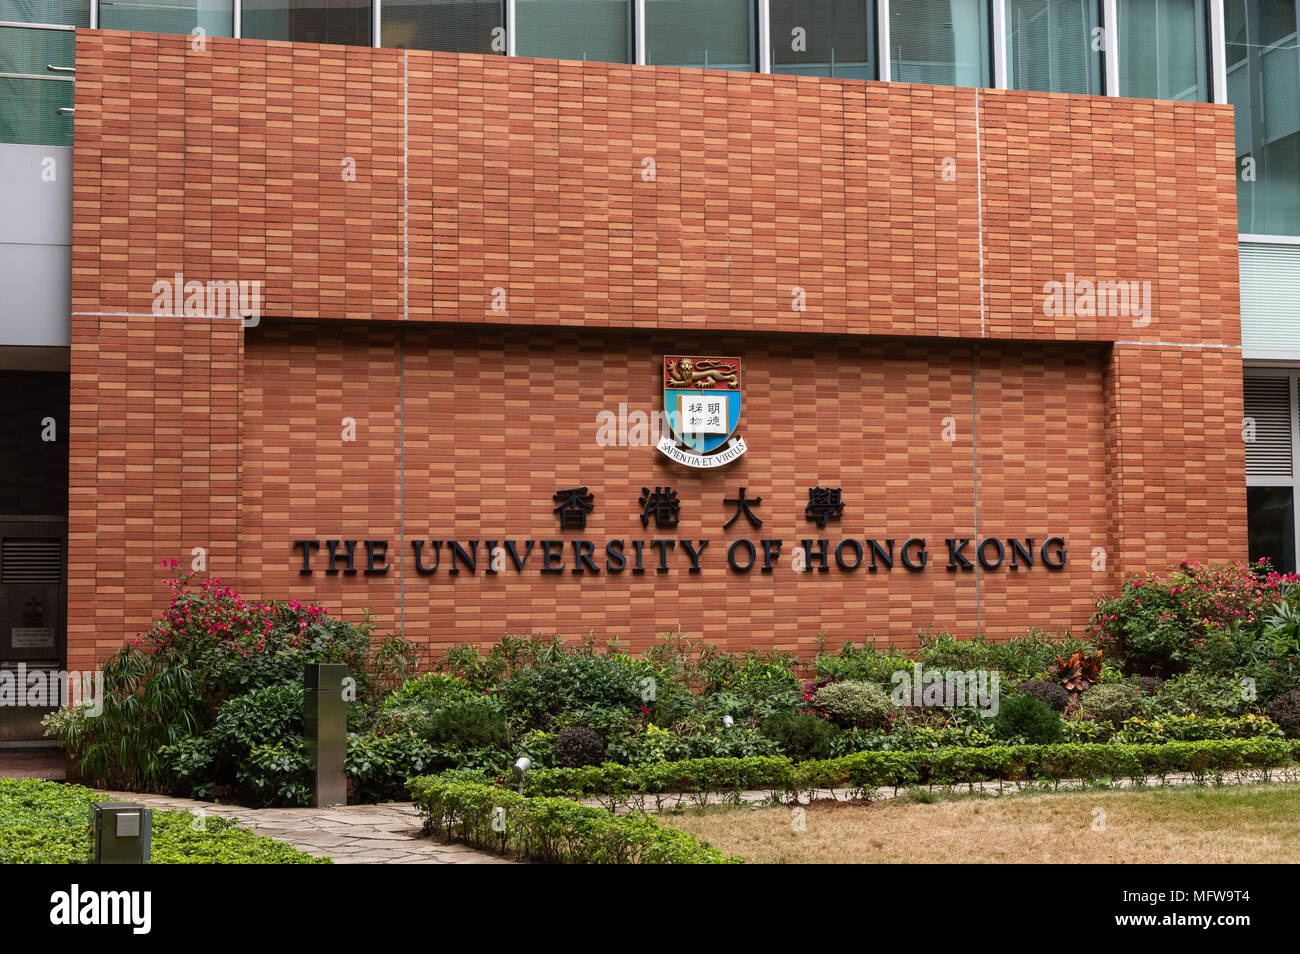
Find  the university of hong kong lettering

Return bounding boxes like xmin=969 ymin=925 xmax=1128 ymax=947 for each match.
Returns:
xmin=657 ymin=356 xmax=747 ymax=468
xmin=292 ymin=487 xmax=1067 ymax=577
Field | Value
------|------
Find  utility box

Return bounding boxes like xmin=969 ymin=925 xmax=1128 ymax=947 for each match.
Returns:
xmin=90 ymin=802 xmax=151 ymax=864
xmin=303 ymin=663 xmax=348 ymax=807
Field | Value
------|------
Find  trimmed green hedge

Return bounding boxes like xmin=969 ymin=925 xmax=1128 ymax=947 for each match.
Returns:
xmin=0 ymin=778 xmax=328 ymax=864
xmin=512 ymin=738 xmax=1300 ymax=800
xmin=406 ymin=775 xmax=740 ymax=864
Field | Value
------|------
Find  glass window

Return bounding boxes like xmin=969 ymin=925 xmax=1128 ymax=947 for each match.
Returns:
xmin=1118 ymin=0 xmax=1209 ymax=101
xmin=889 ymin=0 xmax=989 ymax=87
xmin=382 ymin=0 xmax=503 ymax=53
xmin=0 ymin=26 xmax=74 ymax=146
xmin=770 ymin=0 xmax=871 ymax=79
xmin=1227 ymin=0 xmax=1300 ymax=237
xmin=1006 ymin=0 xmax=1103 ymax=94
xmin=1249 ymin=486 xmax=1297 ymax=573
xmin=242 ymin=0 xmax=371 ymax=46
xmin=645 ymin=0 xmax=755 ymax=71
xmin=516 ymin=0 xmax=631 ymax=62
xmin=0 ymin=0 xmax=88 ymax=26
xmin=99 ymin=0 xmax=234 ymax=37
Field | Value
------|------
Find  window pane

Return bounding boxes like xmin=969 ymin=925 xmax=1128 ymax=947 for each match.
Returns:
xmin=1248 ymin=486 xmax=1297 ymax=573
xmin=243 ymin=0 xmax=371 ymax=46
xmin=0 ymin=0 xmax=88 ymax=26
xmin=516 ymin=0 xmax=631 ymax=62
xmin=1119 ymin=0 xmax=1209 ymax=100
xmin=1227 ymin=0 xmax=1300 ymax=237
xmin=381 ymin=0 xmax=503 ymax=53
xmin=0 ymin=26 xmax=74 ymax=146
xmin=645 ymin=0 xmax=754 ymax=71
xmin=889 ymin=0 xmax=989 ymax=87
xmin=99 ymin=0 xmax=233 ymax=37
xmin=771 ymin=0 xmax=871 ymax=79
xmin=1006 ymin=0 xmax=1103 ymax=94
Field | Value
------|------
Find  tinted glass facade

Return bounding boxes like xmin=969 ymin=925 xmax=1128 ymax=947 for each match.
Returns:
xmin=771 ymin=0 xmax=872 ymax=79
xmin=889 ymin=0 xmax=990 ymax=87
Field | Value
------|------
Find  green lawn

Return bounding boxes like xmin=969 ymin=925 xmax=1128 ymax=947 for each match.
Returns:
xmin=0 ymin=778 xmax=328 ymax=864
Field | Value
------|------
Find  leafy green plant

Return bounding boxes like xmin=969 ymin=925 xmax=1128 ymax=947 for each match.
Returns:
xmin=555 ymin=726 xmax=606 ymax=767
xmin=991 ymin=694 xmax=1064 ymax=744
xmin=760 ymin=710 xmax=839 ymax=761
xmin=813 ymin=680 xmax=893 ymax=729
xmin=1081 ymin=682 xmax=1145 ymax=727
xmin=1016 ymin=679 xmax=1070 ymax=712
xmin=1267 ymin=689 xmax=1300 ymax=739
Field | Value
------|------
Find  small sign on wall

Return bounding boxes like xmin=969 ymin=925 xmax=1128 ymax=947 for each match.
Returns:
xmin=11 ymin=627 xmax=55 ymax=649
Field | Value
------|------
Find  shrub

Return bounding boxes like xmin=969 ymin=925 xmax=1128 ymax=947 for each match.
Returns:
xmin=1267 ymin=689 xmax=1300 ymax=739
xmin=1092 ymin=561 xmax=1299 ymax=676
xmin=556 ymin=727 xmax=606 ymax=767
xmin=346 ymin=731 xmax=438 ymax=802
xmin=1082 ymin=683 xmax=1145 ymax=727
xmin=48 ymin=568 xmax=375 ymax=790
xmin=991 ymin=694 xmax=1064 ymax=744
xmin=1127 ymin=676 xmax=1162 ymax=696
xmin=498 ymin=654 xmax=657 ymax=727
xmin=406 ymin=775 xmax=739 ymax=864
xmin=381 ymin=672 xmax=477 ymax=712
xmin=1016 ymin=679 xmax=1070 ymax=712
xmin=813 ymin=643 xmax=913 ymax=683
xmin=760 ymin=711 xmax=839 ymax=761
xmin=1154 ymin=671 xmax=1251 ymax=717
xmin=424 ymin=698 xmax=510 ymax=750
xmin=1113 ymin=714 xmax=1283 ymax=744
xmin=813 ymin=681 xmax=893 ymax=729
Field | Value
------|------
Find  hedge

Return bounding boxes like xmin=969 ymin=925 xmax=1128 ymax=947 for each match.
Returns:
xmin=511 ymin=738 xmax=1300 ymax=802
xmin=406 ymin=775 xmax=741 ymax=864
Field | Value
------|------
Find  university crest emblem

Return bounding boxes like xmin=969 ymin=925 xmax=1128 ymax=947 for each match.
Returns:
xmin=656 ymin=356 xmax=748 ymax=469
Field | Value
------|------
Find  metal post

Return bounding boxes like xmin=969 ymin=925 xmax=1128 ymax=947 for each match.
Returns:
xmin=90 ymin=803 xmax=151 ymax=864
xmin=303 ymin=663 xmax=349 ymax=807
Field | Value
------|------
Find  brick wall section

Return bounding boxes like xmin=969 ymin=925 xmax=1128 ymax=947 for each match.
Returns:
xmin=67 ymin=31 xmax=1247 ymax=672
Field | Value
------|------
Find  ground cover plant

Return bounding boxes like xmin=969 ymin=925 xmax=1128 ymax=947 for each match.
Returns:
xmin=0 ymin=778 xmax=327 ymax=864
xmin=42 ymin=559 xmax=1300 ymax=809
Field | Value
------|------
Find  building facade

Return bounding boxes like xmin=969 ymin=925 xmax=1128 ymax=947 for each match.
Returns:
xmin=1 ymin=1 xmax=1298 ymax=717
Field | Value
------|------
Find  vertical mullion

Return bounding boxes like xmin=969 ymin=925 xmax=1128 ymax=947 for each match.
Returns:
xmin=636 ymin=0 xmax=646 ymax=63
xmin=373 ymin=0 xmax=380 ymax=47
xmin=876 ymin=0 xmax=890 ymax=81
xmin=757 ymin=0 xmax=770 ymax=72
xmin=233 ymin=0 xmax=240 ymax=38
xmin=1103 ymin=0 xmax=1119 ymax=94
xmin=506 ymin=0 xmax=516 ymax=55
xmin=992 ymin=0 xmax=1008 ymax=88
xmin=1209 ymin=0 xmax=1227 ymax=103
xmin=90 ymin=0 xmax=97 ymax=29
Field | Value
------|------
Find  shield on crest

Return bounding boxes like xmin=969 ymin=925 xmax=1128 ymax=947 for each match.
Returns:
xmin=662 ymin=356 xmax=742 ymax=454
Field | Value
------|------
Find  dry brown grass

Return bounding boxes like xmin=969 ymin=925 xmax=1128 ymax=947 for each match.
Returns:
xmin=660 ymin=784 xmax=1300 ymax=864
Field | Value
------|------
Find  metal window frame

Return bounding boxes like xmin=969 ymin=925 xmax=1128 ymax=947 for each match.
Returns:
xmin=1102 ymin=0 xmax=1118 ymax=94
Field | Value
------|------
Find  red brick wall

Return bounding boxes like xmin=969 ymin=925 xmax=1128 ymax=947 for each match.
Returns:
xmin=66 ymin=31 xmax=1247 ymax=672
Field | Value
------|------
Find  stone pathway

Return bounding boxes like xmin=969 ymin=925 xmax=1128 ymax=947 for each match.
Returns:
xmin=93 ymin=791 xmax=514 ymax=864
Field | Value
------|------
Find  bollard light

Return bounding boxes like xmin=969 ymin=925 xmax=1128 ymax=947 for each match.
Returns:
xmin=722 ymin=715 xmax=735 ymax=729
xmin=514 ymin=757 xmax=531 ymax=796
xmin=304 ymin=663 xmax=349 ymax=807
xmin=90 ymin=803 xmax=151 ymax=864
